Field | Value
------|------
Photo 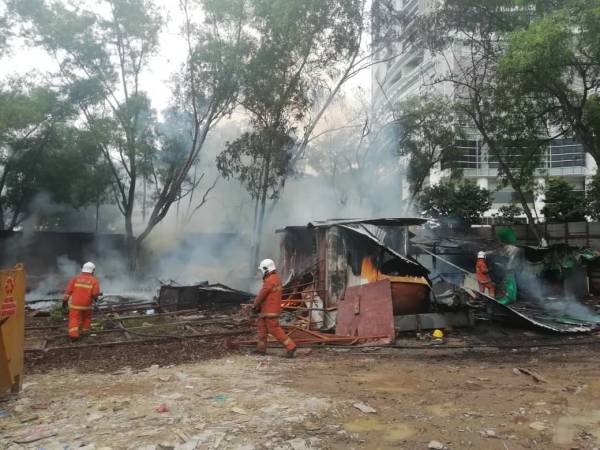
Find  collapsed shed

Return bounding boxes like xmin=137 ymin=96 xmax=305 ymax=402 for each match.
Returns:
xmin=278 ymin=218 xmax=471 ymax=342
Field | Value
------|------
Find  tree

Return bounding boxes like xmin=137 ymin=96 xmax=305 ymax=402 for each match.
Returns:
xmin=12 ymin=0 xmax=161 ymax=242
xmin=13 ymin=0 xmax=244 ymax=263
xmin=394 ymin=95 xmax=461 ymax=211
xmin=419 ymin=179 xmax=492 ymax=227
xmin=392 ymin=0 xmax=560 ymax=243
xmin=0 ymin=80 xmax=112 ymax=229
xmin=212 ymin=0 xmax=365 ymax=264
xmin=586 ymin=174 xmax=600 ymax=221
xmin=500 ymin=0 xmax=600 ymax=166
xmin=541 ymin=177 xmax=586 ymax=222
xmin=494 ymin=204 xmax=524 ymax=224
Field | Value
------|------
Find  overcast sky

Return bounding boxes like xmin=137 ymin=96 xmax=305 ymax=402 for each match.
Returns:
xmin=1 ymin=1 xmax=370 ymax=121
xmin=2 ymin=1 xmax=189 ymax=112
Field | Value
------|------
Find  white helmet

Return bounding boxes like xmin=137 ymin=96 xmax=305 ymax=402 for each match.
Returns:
xmin=477 ymin=251 xmax=486 ymax=259
xmin=82 ymin=262 xmax=96 ymax=273
xmin=258 ymin=259 xmax=276 ymax=276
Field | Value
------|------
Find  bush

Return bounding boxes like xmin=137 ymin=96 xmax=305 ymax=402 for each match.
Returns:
xmin=419 ymin=179 xmax=492 ymax=226
xmin=541 ymin=177 xmax=586 ymax=222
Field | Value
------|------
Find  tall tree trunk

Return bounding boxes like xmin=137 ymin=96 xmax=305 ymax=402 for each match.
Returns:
xmin=253 ymin=155 xmax=272 ymax=268
xmin=495 ymin=154 xmax=542 ymax=244
xmin=124 ymin=209 xmax=137 ymax=272
xmin=95 ymin=200 xmax=100 ymax=233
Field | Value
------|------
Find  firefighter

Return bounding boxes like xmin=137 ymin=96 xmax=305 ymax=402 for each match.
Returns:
xmin=475 ymin=251 xmax=495 ymax=297
xmin=63 ymin=262 xmax=101 ymax=341
xmin=253 ymin=259 xmax=297 ymax=358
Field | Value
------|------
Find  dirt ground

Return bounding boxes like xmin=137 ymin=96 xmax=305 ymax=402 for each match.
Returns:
xmin=3 ymin=338 xmax=600 ymax=450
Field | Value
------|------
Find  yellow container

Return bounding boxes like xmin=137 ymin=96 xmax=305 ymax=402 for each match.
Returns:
xmin=0 ymin=264 xmax=26 ymax=396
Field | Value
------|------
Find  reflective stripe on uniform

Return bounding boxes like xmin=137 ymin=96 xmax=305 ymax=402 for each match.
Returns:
xmin=260 ymin=312 xmax=280 ymax=318
xmin=74 ymin=283 xmax=94 ymax=289
xmin=283 ymin=338 xmax=292 ymax=346
xmin=69 ymin=327 xmax=79 ymax=332
xmin=69 ymin=303 xmax=92 ymax=311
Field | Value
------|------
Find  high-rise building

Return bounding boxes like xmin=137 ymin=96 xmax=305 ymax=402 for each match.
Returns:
xmin=371 ymin=0 xmax=596 ymax=219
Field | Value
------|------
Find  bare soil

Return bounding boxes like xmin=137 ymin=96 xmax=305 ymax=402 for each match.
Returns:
xmin=3 ymin=333 xmax=600 ymax=450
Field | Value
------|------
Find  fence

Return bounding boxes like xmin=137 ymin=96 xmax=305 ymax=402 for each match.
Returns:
xmin=469 ymin=222 xmax=600 ymax=248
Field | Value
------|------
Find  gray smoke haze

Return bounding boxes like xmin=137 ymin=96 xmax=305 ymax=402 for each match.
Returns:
xmin=517 ymin=264 xmax=600 ymax=323
xmin=11 ymin=77 xmax=413 ymax=297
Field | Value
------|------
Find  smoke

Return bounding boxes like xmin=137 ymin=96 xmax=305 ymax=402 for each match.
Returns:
xmin=517 ymin=263 xmax=600 ymax=323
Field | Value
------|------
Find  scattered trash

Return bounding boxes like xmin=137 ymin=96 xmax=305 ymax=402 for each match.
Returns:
xmin=480 ymin=429 xmax=497 ymax=438
xmin=428 ymin=441 xmax=447 ymax=450
xmin=213 ymin=394 xmax=230 ymax=403
xmin=231 ymin=407 xmax=247 ymax=415
xmin=353 ymin=402 xmax=377 ymax=414
xmin=0 ymin=410 xmax=9 ymax=418
xmin=513 ymin=367 xmax=548 ymax=383
xmin=529 ymin=421 xmax=547 ymax=431
xmin=155 ymin=403 xmax=170 ymax=413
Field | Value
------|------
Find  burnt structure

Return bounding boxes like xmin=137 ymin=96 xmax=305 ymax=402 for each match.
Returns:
xmin=278 ymin=218 xmax=433 ymax=333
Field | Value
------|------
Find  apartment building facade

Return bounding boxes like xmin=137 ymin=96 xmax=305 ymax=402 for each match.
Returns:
xmin=371 ymin=0 xmax=596 ymax=218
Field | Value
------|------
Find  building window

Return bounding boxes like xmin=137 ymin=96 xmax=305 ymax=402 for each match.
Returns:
xmin=549 ymin=139 xmax=585 ymax=168
xmin=493 ymin=191 xmax=534 ymax=204
xmin=442 ymin=140 xmax=480 ymax=170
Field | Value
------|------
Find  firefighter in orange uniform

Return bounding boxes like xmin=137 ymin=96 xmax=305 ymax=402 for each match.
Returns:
xmin=476 ymin=251 xmax=495 ymax=297
xmin=253 ymin=259 xmax=297 ymax=358
xmin=63 ymin=262 xmax=101 ymax=340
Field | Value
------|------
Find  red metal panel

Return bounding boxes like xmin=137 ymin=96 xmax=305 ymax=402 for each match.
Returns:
xmin=336 ymin=280 xmax=395 ymax=344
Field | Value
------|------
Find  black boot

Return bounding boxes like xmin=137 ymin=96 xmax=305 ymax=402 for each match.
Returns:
xmin=285 ymin=347 xmax=297 ymax=359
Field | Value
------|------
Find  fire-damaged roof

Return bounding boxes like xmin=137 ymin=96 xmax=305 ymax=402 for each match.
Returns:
xmin=278 ymin=218 xmax=429 ymax=273
xmin=307 ymin=217 xmax=429 ymax=227
xmin=277 ymin=217 xmax=428 ymax=232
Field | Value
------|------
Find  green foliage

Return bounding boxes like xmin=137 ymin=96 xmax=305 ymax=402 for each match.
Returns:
xmin=217 ymin=127 xmax=294 ymax=200
xmin=495 ymin=204 xmax=524 ymax=223
xmin=0 ymin=81 xmax=112 ymax=229
xmin=419 ymin=179 xmax=492 ymax=226
xmin=585 ymin=174 xmax=600 ymax=221
xmin=541 ymin=177 xmax=586 ymax=222
xmin=11 ymin=0 xmax=167 ymax=239
xmin=395 ymin=96 xmax=461 ymax=202
xmin=500 ymin=0 xmax=600 ymax=164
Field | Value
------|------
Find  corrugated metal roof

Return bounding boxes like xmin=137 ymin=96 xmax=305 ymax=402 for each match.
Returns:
xmin=276 ymin=217 xmax=429 ymax=232
xmin=308 ymin=217 xmax=429 ymax=227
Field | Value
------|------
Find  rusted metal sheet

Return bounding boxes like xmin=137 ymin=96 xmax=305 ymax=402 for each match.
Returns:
xmin=336 ymin=279 xmax=395 ymax=344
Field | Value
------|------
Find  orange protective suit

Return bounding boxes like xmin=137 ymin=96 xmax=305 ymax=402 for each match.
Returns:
xmin=253 ymin=271 xmax=296 ymax=353
xmin=64 ymin=272 xmax=101 ymax=338
xmin=476 ymin=258 xmax=495 ymax=297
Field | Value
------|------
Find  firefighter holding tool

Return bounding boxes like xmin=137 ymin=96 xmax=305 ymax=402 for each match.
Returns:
xmin=63 ymin=262 xmax=101 ymax=341
xmin=253 ymin=259 xmax=297 ymax=358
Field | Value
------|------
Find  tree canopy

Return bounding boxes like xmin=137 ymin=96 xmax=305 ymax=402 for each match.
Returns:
xmin=419 ymin=179 xmax=492 ymax=227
